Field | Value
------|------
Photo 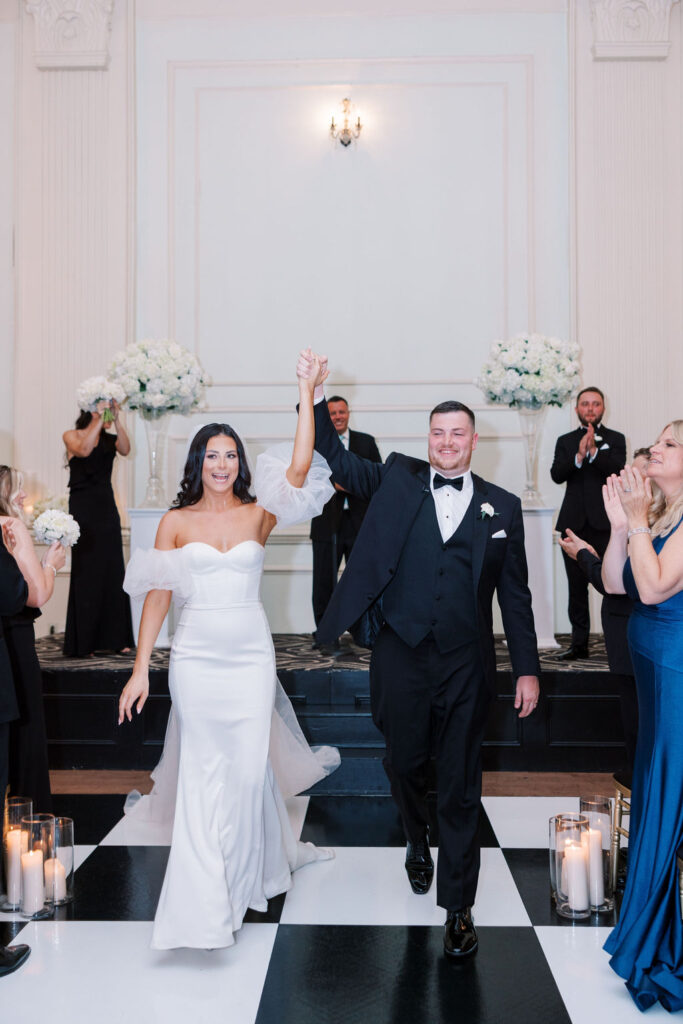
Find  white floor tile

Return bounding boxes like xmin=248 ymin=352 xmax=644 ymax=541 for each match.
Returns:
xmin=100 ymin=815 xmax=173 ymax=846
xmin=535 ymin=926 xmax=673 ymax=1024
xmin=1 ymin=920 xmax=278 ymax=1024
xmin=280 ymin=846 xmax=529 ymax=927
xmin=483 ymin=796 xmax=580 ymax=848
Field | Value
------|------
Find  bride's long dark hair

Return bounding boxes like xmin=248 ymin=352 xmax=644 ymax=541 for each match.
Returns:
xmin=172 ymin=423 xmax=256 ymax=509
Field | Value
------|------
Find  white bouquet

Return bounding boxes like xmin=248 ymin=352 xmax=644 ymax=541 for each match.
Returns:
xmin=76 ymin=376 xmax=126 ymax=424
xmin=108 ymin=339 xmax=209 ymax=419
xmin=33 ymin=510 xmax=80 ymax=548
xmin=477 ymin=333 xmax=581 ymax=409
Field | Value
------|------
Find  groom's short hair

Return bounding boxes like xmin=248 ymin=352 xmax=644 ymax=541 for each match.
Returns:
xmin=430 ymin=400 xmax=476 ymax=429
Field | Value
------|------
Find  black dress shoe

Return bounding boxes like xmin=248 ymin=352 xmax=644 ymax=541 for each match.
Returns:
xmin=555 ymin=644 xmax=589 ymax=661
xmin=0 ymin=944 xmax=31 ymax=978
xmin=405 ymin=833 xmax=434 ymax=895
xmin=444 ymin=908 xmax=478 ymax=959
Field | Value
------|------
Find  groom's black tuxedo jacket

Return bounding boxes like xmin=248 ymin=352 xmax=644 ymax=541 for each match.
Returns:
xmin=313 ymin=402 xmax=540 ymax=684
xmin=309 ymin=428 xmax=381 ymax=541
xmin=551 ymin=425 xmax=626 ymax=535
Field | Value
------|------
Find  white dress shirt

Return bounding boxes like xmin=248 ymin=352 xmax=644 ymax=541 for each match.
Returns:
xmin=429 ymin=467 xmax=474 ymax=542
xmin=338 ymin=432 xmax=350 ymax=508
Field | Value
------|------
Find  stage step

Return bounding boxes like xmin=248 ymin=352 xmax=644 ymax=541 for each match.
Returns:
xmin=39 ymin=633 xmax=630 ymax=788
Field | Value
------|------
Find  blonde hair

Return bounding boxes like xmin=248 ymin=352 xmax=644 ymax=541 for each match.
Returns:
xmin=0 ymin=466 xmax=26 ymax=520
xmin=649 ymin=420 xmax=683 ymax=538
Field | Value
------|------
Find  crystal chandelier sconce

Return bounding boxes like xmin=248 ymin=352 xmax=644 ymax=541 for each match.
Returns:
xmin=330 ymin=98 xmax=362 ymax=147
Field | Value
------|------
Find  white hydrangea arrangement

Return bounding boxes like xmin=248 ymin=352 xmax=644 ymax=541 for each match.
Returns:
xmin=108 ymin=339 xmax=209 ymax=418
xmin=76 ymin=377 xmax=126 ymax=424
xmin=477 ymin=334 xmax=581 ymax=409
xmin=33 ymin=510 xmax=80 ymax=547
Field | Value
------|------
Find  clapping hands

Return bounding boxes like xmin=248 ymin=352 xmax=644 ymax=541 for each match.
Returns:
xmin=603 ymin=464 xmax=652 ymax=531
xmin=578 ymin=424 xmax=596 ymax=461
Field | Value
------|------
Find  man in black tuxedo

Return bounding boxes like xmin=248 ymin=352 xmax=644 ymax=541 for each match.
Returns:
xmin=310 ymin=396 xmax=381 ymax=634
xmin=300 ymin=352 xmax=540 ymax=959
xmin=0 ymin=525 xmax=32 ymax=977
xmin=551 ymin=387 xmax=626 ymax=660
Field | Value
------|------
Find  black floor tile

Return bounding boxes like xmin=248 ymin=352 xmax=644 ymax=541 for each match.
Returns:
xmin=256 ymin=925 xmax=571 ymax=1024
xmin=301 ymin=796 xmax=498 ymax=848
xmin=0 ymin=920 xmax=28 ymax=946
xmin=51 ymin=845 xmax=286 ymax=925
xmin=503 ymin=848 xmax=620 ymax=928
xmin=52 ymin=794 xmax=125 ymax=844
xmin=56 ymin=845 xmax=169 ymax=920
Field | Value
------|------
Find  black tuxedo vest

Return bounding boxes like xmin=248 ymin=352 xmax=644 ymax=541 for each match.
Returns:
xmin=382 ymin=491 xmax=477 ymax=652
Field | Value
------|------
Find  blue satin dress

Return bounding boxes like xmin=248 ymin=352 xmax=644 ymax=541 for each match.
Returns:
xmin=604 ymin=519 xmax=683 ymax=1012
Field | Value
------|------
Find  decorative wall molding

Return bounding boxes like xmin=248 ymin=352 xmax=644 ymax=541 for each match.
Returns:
xmin=590 ymin=0 xmax=680 ymax=60
xmin=25 ymin=0 xmax=114 ymax=69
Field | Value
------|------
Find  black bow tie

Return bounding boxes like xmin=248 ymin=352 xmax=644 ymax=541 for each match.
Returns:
xmin=433 ymin=474 xmax=464 ymax=491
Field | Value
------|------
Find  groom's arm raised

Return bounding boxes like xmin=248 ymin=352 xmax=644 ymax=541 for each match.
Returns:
xmin=298 ymin=353 xmax=386 ymax=502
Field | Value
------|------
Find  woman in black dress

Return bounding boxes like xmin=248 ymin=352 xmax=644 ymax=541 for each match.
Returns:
xmin=63 ymin=401 xmax=134 ymax=657
xmin=0 ymin=468 xmax=66 ymax=811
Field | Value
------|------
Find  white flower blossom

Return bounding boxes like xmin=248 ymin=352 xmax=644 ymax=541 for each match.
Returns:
xmin=33 ymin=510 xmax=80 ymax=548
xmin=476 ymin=333 xmax=581 ymax=409
xmin=108 ymin=340 xmax=210 ymax=417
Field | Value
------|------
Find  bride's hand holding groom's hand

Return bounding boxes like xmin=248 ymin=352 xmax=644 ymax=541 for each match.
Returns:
xmin=118 ymin=671 xmax=149 ymax=724
xmin=296 ymin=348 xmax=328 ymax=396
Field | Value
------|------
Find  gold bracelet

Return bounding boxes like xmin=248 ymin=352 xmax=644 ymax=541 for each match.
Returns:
xmin=627 ymin=527 xmax=651 ymax=539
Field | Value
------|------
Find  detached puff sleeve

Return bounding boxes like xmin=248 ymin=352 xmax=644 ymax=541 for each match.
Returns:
xmin=123 ymin=548 xmax=193 ymax=605
xmin=253 ymin=443 xmax=335 ymax=527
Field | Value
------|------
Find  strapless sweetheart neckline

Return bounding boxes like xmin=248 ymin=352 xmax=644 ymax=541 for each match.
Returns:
xmin=180 ymin=540 xmax=265 ymax=556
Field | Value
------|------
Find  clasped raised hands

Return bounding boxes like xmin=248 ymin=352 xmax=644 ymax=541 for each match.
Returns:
xmin=577 ymin=424 xmax=596 ymax=461
xmin=296 ymin=348 xmax=329 ymax=392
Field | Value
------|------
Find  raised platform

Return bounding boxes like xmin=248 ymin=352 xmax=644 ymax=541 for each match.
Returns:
xmin=38 ymin=633 xmax=629 ymax=791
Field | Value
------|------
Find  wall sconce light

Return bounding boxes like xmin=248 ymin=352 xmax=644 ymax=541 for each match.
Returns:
xmin=330 ymin=98 xmax=362 ymax=147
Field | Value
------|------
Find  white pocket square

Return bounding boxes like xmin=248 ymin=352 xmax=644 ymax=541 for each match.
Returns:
xmin=599 ymin=443 xmax=610 ymax=450
xmin=492 ymin=529 xmax=507 ymax=539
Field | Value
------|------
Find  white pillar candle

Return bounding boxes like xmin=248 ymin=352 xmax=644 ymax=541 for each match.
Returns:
xmin=21 ymin=849 xmax=45 ymax=916
xmin=583 ymin=828 xmax=605 ymax=907
xmin=4 ymin=829 xmax=28 ymax=905
xmin=564 ymin=843 xmax=589 ymax=911
xmin=44 ymin=857 xmax=67 ymax=902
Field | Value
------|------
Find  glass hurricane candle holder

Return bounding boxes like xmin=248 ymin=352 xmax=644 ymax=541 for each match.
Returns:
xmin=20 ymin=814 xmax=55 ymax=919
xmin=46 ymin=817 xmax=74 ymax=905
xmin=554 ymin=813 xmax=591 ymax=920
xmin=2 ymin=797 xmax=32 ymax=912
xmin=579 ymin=794 xmax=615 ymax=912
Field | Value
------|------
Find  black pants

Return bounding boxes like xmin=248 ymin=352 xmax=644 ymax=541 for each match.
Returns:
xmin=561 ymin=526 xmax=609 ymax=645
xmin=370 ymin=625 xmax=491 ymax=913
xmin=0 ymin=721 xmax=8 ymax=873
xmin=311 ymin=511 xmax=357 ymax=627
xmin=614 ymin=672 xmax=639 ymax=773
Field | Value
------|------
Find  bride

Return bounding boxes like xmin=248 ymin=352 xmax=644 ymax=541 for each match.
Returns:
xmin=118 ymin=351 xmax=339 ymax=950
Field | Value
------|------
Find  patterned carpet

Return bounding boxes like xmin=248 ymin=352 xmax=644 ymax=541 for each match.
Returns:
xmin=36 ymin=632 xmax=610 ymax=673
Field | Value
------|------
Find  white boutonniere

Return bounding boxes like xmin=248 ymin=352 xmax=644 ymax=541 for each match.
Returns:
xmin=593 ymin=435 xmax=603 ymax=444
xmin=480 ymin=502 xmax=498 ymax=520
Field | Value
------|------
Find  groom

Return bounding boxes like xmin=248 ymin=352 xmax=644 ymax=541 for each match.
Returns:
xmin=300 ymin=352 xmax=540 ymax=959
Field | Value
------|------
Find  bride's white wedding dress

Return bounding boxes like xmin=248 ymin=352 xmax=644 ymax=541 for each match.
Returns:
xmin=123 ymin=447 xmax=339 ymax=950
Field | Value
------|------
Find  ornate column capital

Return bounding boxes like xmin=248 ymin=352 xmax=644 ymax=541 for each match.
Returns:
xmin=590 ymin=0 xmax=680 ymax=60
xmin=24 ymin=0 xmax=114 ymax=70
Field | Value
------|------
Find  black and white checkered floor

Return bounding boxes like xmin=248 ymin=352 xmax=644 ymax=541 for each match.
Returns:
xmin=1 ymin=793 xmax=664 ymax=1024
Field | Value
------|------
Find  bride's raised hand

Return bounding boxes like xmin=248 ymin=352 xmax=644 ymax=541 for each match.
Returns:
xmin=118 ymin=671 xmax=149 ymax=724
xmin=603 ymin=474 xmax=628 ymax=532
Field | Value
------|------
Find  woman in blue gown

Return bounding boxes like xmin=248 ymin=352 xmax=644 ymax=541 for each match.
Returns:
xmin=601 ymin=420 xmax=683 ymax=1012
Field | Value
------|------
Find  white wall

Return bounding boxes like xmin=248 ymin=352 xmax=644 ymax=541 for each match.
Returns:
xmin=0 ymin=8 xmax=15 ymax=464
xmin=135 ymin=4 xmax=570 ymax=631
